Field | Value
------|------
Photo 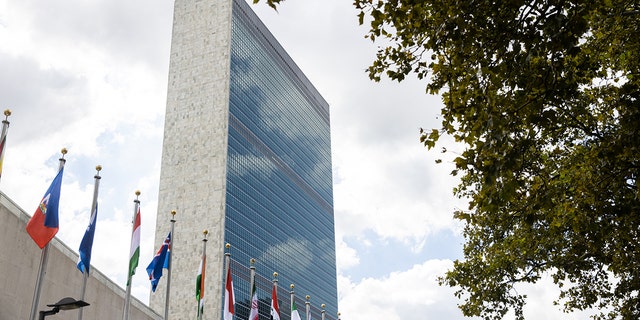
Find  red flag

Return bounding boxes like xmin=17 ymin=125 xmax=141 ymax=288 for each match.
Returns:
xmin=224 ymin=265 xmax=235 ymax=320
xmin=26 ymin=167 xmax=64 ymax=248
xmin=271 ymin=281 xmax=280 ymax=320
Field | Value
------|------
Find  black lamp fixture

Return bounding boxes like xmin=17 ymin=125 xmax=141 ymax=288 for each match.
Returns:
xmin=39 ymin=297 xmax=89 ymax=319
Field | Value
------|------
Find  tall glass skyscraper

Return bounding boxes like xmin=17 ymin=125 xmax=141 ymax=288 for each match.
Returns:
xmin=151 ymin=0 xmax=337 ymax=319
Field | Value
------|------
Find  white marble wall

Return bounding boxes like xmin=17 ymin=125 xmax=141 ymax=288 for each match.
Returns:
xmin=150 ymin=0 xmax=233 ymax=319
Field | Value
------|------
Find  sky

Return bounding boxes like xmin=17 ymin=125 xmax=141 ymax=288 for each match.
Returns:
xmin=0 ymin=0 xmax=597 ymax=319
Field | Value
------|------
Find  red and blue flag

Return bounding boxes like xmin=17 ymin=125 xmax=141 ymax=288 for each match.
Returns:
xmin=146 ymin=231 xmax=171 ymax=292
xmin=26 ymin=167 xmax=64 ymax=249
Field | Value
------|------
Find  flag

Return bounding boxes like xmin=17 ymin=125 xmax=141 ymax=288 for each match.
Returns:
xmin=127 ymin=206 xmax=141 ymax=286
xmin=248 ymin=282 xmax=259 ymax=320
xmin=77 ymin=203 xmax=98 ymax=273
xmin=146 ymin=231 xmax=171 ymax=292
xmin=223 ymin=264 xmax=235 ymax=320
xmin=196 ymin=252 xmax=206 ymax=318
xmin=291 ymin=300 xmax=302 ymax=320
xmin=270 ymin=282 xmax=280 ymax=320
xmin=26 ymin=167 xmax=64 ymax=249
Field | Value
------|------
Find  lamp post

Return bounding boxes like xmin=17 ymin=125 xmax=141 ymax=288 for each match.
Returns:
xmin=39 ymin=297 xmax=89 ymax=320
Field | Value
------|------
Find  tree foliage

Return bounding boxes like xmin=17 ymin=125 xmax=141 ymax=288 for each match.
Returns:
xmin=349 ymin=0 xmax=640 ymax=319
xmin=255 ymin=0 xmax=639 ymax=318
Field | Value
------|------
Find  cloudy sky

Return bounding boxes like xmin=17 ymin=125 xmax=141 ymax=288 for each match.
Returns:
xmin=0 ymin=0 xmax=597 ymax=319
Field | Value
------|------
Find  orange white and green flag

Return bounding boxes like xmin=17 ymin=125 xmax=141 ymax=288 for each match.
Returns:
xmin=196 ymin=252 xmax=206 ymax=318
xmin=127 ymin=206 xmax=141 ymax=285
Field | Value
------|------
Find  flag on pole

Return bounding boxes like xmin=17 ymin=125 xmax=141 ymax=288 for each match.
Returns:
xmin=271 ymin=282 xmax=280 ymax=320
xmin=146 ymin=231 xmax=171 ymax=292
xmin=223 ymin=264 xmax=235 ymax=320
xmin=26 ymin=167 xmax=64 ymax=249
xmin=196 ymin=252 xmax=206 ymax=318
xmin=291 ymin=300 xmax=302 ymax=320
xmin=249 ymin=282 xmax=259 ymax=320
xmin=77 ymin=203 xmax=98 ymax=273
xmin=127 ymin=206 xmax=141 ymax=286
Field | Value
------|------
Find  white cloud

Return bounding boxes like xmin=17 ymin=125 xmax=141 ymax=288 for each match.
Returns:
xmin=337 ymin=259 xmax=461 ymax=319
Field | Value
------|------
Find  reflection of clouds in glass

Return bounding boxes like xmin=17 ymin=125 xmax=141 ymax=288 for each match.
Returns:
xmin=229 ymin=153 xmax=276 ymax=178
xmin=230 ymin=38 xmax=332 ymax=198
xmin=260 ymin=238 xmax=314 ymax=276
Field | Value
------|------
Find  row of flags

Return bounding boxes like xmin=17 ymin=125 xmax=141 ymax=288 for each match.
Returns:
xmin=145 ymin=229 xmax=331 ymax=320
xmin=4 ymin=111 xmax=336 ymax=320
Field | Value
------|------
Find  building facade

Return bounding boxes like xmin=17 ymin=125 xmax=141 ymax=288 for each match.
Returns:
xmin=150 ymin=0 xmax=338 ymax=319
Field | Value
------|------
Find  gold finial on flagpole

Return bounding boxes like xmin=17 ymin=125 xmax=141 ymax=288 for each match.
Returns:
xmin=321 ymin=304 xmax=325 ymax=309
xmin=135 ymin=190 xmax=141 ymax=197
xmin=171 ymin=210 xmax=176 ymax=217
xmin=306 ymin=295 xmax=310 ymax=300
xmin=3 ymin=109 xmax=10 ymax=120
xmin=95 ymin=165 xmax=102 ymax=172
xmin=61 ymin=148 xmax=68 ymax=157
xmin=250 ymin=258 xmax=256 ymax=265
xmin=226 ymin=243 xmax=231 ymax=250
xmin=290 ymin=283 xmax=294 ymax=289
xmin=273 ymin=271 xmax=278 ymax=278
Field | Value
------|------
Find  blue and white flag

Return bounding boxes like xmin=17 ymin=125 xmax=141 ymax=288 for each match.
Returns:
xmin=77 ymin=203 xmax=98 ymax=273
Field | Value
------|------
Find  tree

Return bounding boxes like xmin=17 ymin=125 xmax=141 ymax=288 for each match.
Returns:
xmin=255 ymin=0 xmax=639 ymax=318
xmin=352 ymin=1 xmax=639 ymax=319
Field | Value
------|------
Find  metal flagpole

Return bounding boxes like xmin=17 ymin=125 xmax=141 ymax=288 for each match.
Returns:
xmin=164 ymin=210 xmax=176 ymax=320
xmin=305 ymin=295 xmax=310 ymax=320
xmin=0 ymin=109 xmax=12 ymax=183
xmin=78 ymin=165 xmax=102 ymax=320
xmin=290 ymin=284 xmax=295 ymax=318
xmin=122 ymin=191 xmax=141 ymax=320
xmin=28 ymin=148 xmax=67 ymax=320
xmin=248 ymin=258 xmax=257 ymax=320
xmin=249 ymin=258 xmax=256 ymax=299
xmin=197 ymin=230 xmax=208 ymax=320
xmin=321 ymin=304 xmax=326 ymax=320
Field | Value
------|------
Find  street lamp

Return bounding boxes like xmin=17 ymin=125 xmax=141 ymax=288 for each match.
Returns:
xmin=39 ymin=297 xmax=89 ymax=319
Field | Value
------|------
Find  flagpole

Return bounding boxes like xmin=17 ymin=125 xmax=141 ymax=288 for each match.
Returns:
xmin=290 ymin=284 xmax=295 ymax=318
xmin=28 ymin=148 xmax=67 ymax=320
xmin=197 ymin=230 xmax=208 ymax=320
xmin=321 ymin=304 xmax=326 ymax=320
xmin=0 ymin=109 xmax=12 ymax=183
xmin=305 ymin=295 xmax=310 ymax=320
xmin=123 ymin=190 xmax=141 ymax=320
xmin=78 ymin=165 xmax=102 ymax=320
xmin=249 ymin=258 xmax=255 ymax=305
xmin=248 ymin=258 xmax=257 ymax=320
xmin=164 ymin=210 xmax=176 ymax=320
xmin=249 ymin=258 xmax=256 ymax=297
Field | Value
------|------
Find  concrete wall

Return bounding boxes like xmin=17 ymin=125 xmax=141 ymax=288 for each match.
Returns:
xmin=0 ymin=191 xmax=160 ymax=320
